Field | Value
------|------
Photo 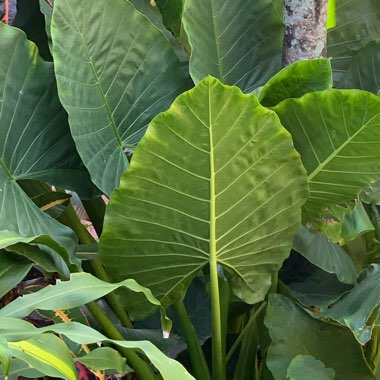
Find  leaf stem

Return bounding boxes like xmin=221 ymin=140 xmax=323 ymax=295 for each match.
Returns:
xmin=174 ymin=302 xmax=211 ymax=380
xmin=59 ymin=203 xmax=133 ymax=328
xmin=208 ymin=81 xmax=225 ymax=380
xmin=86 ymin=301 xmax=157 ymax=380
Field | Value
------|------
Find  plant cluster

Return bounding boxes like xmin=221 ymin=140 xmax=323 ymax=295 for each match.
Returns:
xmin=0 ymin=0 xmax=380 ymax=379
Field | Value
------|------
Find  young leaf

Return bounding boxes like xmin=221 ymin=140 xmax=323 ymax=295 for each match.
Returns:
xmin=8 ymin=334 xmax=77 ymax=380
xmin=259 ymin=58 xmax=332 ymax=107
xmin=264 ymin=294 xmax=375 ymax=380
xmin=182 ymin=0 xmax=283 ymax=91
xmin=286 ymin=355 xmax=335 ymax=380
xmin=51 ymin=0 xmax=190 ymax=195
xmin=273 ymin=89 xmax=380 ymax=220
xmin=0 ymin=272 xmax=171 ymax=334
xmin=0 ymin=319 xmax=195 ymax=380
xmin=100 ymin=76 xmax=308 ymax=318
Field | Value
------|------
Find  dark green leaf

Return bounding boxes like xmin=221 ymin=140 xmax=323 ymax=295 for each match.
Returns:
xmin=52 ymin=0 xmax=190 ymax=195
xmin=182 ymin=0 xmax=284 ymax=91
xmin=264 ymin=294 xmax=374 ymax=380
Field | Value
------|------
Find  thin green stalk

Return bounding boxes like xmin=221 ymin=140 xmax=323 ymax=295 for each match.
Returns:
xmin=174 ymin=302 xmax=211 ymax=380
xmin=209 ymin=87 xmax=225 ymax=380
xmin=86 ymin=301 xmax=157 ymax=380
xmin=226 ymin=302 xmax=267 ymax=363
xmin=59 ymin=203 xmax=133 ymax=328
xmin=210 ymin=261 xmax=224 ymax=380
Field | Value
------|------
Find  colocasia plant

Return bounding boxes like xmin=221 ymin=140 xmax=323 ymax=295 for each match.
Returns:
xmin=1 ymin=0 xmax=380 ymax=379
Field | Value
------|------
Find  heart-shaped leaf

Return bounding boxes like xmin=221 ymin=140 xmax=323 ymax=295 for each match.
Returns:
xmin=52 ymin=0 xmax=190 ymax=195
xmin=100 ymin=76 xmax=308 ymax=318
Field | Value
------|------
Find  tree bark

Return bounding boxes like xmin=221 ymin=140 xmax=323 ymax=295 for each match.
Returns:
xmin=282 ymin=0 xmax=328 ymax=66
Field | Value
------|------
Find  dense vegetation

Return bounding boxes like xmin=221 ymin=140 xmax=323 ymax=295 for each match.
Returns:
xmin=1 ymin=0 xmax=380 ymax=379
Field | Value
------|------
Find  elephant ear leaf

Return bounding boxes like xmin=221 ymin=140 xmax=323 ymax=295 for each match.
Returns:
xmin=100 ymin=76 xmax=308 ymax=319
xmin=51 ymin=0 xmax=190 ymax=195
xmin=273 ymin=89 xmax=380 ymax=221
xmin=182 ymin=0 xmax=284 ymax=91
xmin=0 ymin=23 xmax=87 ymax=263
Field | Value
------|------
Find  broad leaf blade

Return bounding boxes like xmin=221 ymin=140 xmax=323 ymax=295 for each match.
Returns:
xmin=273 ymin=90 xmax=380 ymax=220
xmin=52 ymin=0 xmax=190 ymax=195
xmin=264 ymin=294 xmax=375 ymax=380
xmin=100 ymin=76 xmax=308 ymax=318
xmin=182 ymin=0 xmax=283 ymax=91
xmin=338 ymin=39 xmax=380 ymax=94
xmin=0 ymin=23 xmax=90 ymax=264
xmin=327 ymin=0 xmax=380 ymax=85
xmin=259 ymin=58 xmax=332 ymax=107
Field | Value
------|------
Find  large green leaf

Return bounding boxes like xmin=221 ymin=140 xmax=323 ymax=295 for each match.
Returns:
xmin=182 ymin=0 xmax=283 ymax=91
xmin=259 ymin=59 xmax=332 ymax=107
xmin=324 ymin=264 xmax=380 ymax=345
xmin=0 ymin=272 xmax=170 ymax=334
xmin=327 ymin=0 xmax=380 ymax=85
xmin=338 ymin=39 xmax=380 ymax=94
xmin=293 ymin=226 xmax=358 ymax=284
xmin=51 ymin=0 xmax=190 ymax=195
xmin=0 ymin=230 xmax=76 ymax=275
xmin=0 ymin=318 xmax=195 ymax=380
xmin=0 ymin=23 xmax=93 ymax=262
xmin=273 ymin=90 xmax=380 ymax=220
xmin=286 ymin=355 xmax=335 ymax=380
xmin=264 ymin=294 xmax=375 ymax=380
xmin=100 ymin=76 xmax=308 ymax=318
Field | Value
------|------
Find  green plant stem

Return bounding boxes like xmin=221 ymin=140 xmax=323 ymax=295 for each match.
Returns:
xmin=90 ymin=259 xmax=133 ymax=328
xmin=86 ymin=301 xmax=157 ymax=380
xmin=226 ymin=302 xmax=267 ymax=363
xmin=174 ymin=302 xmax=211 ymax=380
xmin=59 ymin=203 xmax=133 ymax=328
xmin=210 ymin=262 xmax=224 ymax=380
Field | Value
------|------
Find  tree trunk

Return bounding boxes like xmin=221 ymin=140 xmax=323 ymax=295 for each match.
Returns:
xmin=282 ymin=0 xmax=328 ymax=66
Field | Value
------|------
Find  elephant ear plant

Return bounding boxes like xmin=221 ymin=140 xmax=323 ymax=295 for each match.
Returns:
xmin=1 ymin=0 xmax=380 ymax=379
